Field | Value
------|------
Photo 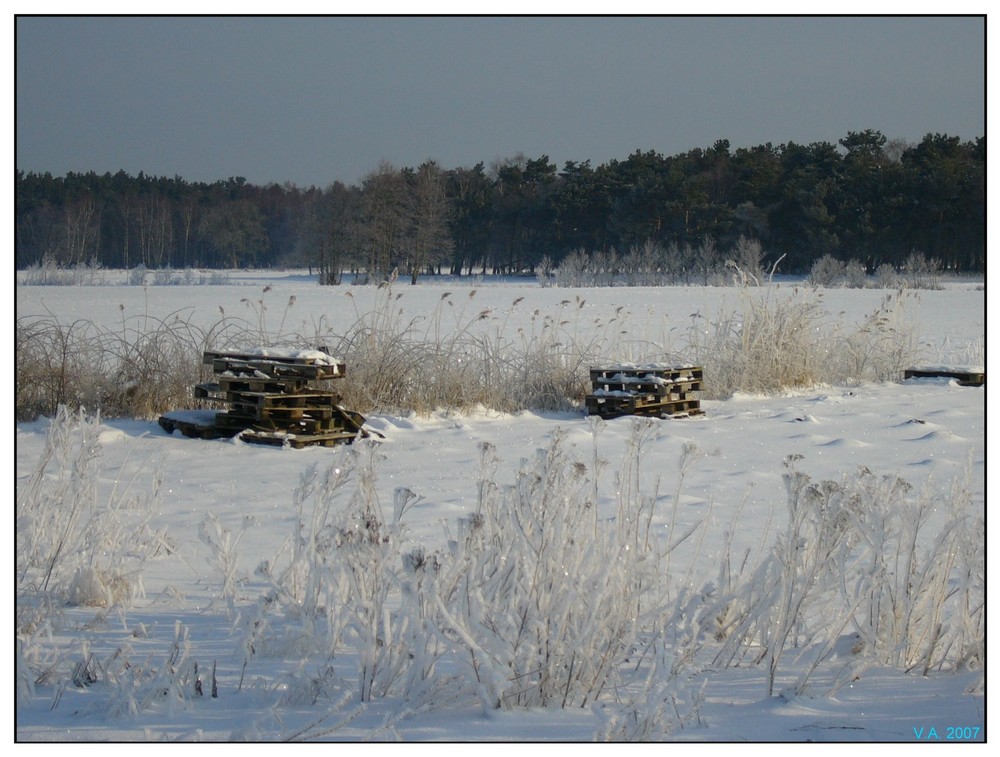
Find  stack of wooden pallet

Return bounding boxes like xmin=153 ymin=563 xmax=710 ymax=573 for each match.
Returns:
xmin=586 ymin=364 xmax=703 ymax=419
xmin=158 ymin=348 xmax=369 ymax=448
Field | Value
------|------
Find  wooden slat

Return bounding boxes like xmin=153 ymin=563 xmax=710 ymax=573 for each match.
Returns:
xmin=237 ymin=429 xmax=360 ymax=449
xmin=590 ymin=381 xmax=701 ymax=396
xmin=586 ymin=394 xmax=701 ymax=420
xmin=216 ymin=376 xmax=312 ymax=395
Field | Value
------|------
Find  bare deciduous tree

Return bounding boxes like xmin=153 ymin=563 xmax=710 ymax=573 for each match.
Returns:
xmin=361 ymin=162 xmax=410 ymax=283
xmin=408 ymin=161 xmax=454 ymax=284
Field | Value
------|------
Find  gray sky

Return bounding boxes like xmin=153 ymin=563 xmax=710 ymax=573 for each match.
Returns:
xmin=15 ymin=15 xmax=985 ymax=188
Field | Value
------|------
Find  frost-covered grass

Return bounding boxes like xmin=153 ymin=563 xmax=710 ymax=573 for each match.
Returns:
xmin=15 ymin=405 xmax=984 ymax=740
xmin=689 ymin=286 xmax=921 ymax=397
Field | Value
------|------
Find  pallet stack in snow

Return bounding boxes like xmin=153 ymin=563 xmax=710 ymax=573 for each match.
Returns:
xmin=586 ymin=364 xmax=703 ymax=419
xmin=158 ymin=348 xmax=369 ymax=448
xmin=903 ymin=366 xmax=985 ymax=387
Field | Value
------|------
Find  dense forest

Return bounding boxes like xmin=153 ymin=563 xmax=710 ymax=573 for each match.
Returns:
xmin=15 ymin=129 xmax=985 ymax=282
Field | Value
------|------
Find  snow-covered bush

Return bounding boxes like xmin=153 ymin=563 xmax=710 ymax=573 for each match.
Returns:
xmin=809 ymin=256 xmax=871 ymax=288
xmin=328 ymin=286 xmax=600 ymax=414
xmin=875 ymin=262 xmax=900 ymax=288
xmin=808 ymin=254 xmax=847 ymax=286
xmin=844 ymin=259 xmax=869 ymax=288
xmin=687 ymin=286 xmax=827 ymax=397
xmin=128 ymin=264 xmax=148 ymax=286
xmin=433 ymin=425 xmax=665 ymax=709
xmin=726 ymin=236 xmax=767 ymax=286
xmin=901 ymin=252 xmax=944 ymax=290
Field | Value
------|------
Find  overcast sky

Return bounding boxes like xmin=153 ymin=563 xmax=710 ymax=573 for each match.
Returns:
xmin=15 ymin=15 xmax=985 ymax=188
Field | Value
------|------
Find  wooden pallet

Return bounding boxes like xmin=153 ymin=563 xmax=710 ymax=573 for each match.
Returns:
xmin=586 ymin=365 xmax=703 ymax=420
xmin=904 ymin=368 xmax=984 ymax=387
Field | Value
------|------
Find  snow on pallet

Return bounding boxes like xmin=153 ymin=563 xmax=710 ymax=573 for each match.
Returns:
xmin=203 ymin=347 xmax=346 ymax=380
xmin=589 ymin=364 xmax=703 ymax=384
xmin=586 ymin=364 xmax=703 ymax=419
xmin=159 ymin=349 xmax=369 ymax=447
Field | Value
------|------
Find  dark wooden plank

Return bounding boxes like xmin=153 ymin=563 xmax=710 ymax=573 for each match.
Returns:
xmin=904 ymin=368 xmax=984 ymax=386
xmin=585 ymin=394 xmax=701 ymax=419
xmin=238 ymin=429 xmax=360 ymax=448
xmin=216 ymin=376 xmax=312 ymax=395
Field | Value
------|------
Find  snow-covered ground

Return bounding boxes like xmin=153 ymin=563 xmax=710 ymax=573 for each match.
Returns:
xmin=15 ymin=273 xmax=986 ymax=742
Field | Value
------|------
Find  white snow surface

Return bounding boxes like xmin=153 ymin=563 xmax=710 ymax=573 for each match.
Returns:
xmin=14 ymin=273 xmax=987 ymax=742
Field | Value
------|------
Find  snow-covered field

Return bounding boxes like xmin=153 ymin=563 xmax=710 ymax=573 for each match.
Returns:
xmin=15 ymin=272 xmax=986 ymax=742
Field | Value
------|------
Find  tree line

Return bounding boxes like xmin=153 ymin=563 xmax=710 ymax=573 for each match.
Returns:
xmin=16 ymin=129 xmax=985 ymax=282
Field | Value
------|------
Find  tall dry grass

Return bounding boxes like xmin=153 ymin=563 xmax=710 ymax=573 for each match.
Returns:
xmin=684 ymin=286 xmax=918 ymax=398
xmin=17 ymin=281 xmax=922 ymax=421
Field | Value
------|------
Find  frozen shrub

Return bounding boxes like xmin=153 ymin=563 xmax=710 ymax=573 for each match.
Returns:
xmin=875 ymin=262 xmax=899 ymax=288
xmin=536 ymin=254 xmax=555 ymax=287
xmin=808 ymin=254 xmax=847 ymax=286
xmin=696 ymin=237 xmax=722 ymax=285
xmin=432 ymin=426 xmax=664 ymax=709
xmin=554 ymin=249 xmax=593 ymax=287
xmin=727 ymin=236 xmax=767 ymax=286
xmin=902 ymin=252 xmax=943 ymax=290
xmin=257 ymin=420 xmax=709 ymax=734
xmin=151 ymin=268 xmax=176 ymax=286
xmin=128 ymin=264 xmax=148 ymax=286
xmin=844 ymin=259 xmax=869 ymax=288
